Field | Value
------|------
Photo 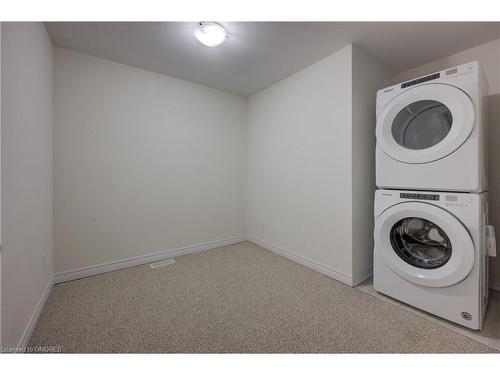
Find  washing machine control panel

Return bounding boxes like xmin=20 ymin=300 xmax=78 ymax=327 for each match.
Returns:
xmin=400 ymin=192 xmax=440 ymax=201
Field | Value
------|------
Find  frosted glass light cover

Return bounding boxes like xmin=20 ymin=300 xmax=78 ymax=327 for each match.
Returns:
xmin=194 ymin=22 xmax=227 ymax=47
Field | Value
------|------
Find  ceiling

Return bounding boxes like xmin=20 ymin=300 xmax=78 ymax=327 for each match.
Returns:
xmin=46 ymin=22 xmax=500 ymax=96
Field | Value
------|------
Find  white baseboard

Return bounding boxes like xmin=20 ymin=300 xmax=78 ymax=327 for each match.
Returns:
xmin=246 ymin=235 xmax=354 ymax=286
xmin=490 ymin=279 xmax=500 ymax=292
xmin=17 ymin=276 xmax=53 ymax=349
xmin=54 ymin=235 xmax=247 ymax=284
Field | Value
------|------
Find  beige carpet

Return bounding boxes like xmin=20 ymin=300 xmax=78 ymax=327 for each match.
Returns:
xmin=29 ymin=242 xmax=497 ymax=353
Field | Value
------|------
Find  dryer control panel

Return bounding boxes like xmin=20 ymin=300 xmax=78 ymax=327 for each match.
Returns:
xmin=401 ymin=73 xmax=440 ymax=89
xmin=376 ymin=61 xmax=482 ymax=112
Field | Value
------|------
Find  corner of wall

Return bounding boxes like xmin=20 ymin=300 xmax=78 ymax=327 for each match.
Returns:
xmin=350 ymin=45 xmax=392 ymax=283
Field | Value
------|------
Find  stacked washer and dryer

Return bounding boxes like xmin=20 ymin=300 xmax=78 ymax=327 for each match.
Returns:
xmin=373 ymin=62 xmax=496 ymax=330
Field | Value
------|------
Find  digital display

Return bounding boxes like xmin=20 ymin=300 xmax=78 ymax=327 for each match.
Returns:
xmin=400 ymin=193 xmax=440 ymax=201
xmin=401 ymin=73 xmax=440 ymax=88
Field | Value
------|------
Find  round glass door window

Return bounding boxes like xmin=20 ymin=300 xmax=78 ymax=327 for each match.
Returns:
xmin=391 ymin=100 xmax=453 ymax=150
xmin=390 ymin=217 xmax=452 ymax=269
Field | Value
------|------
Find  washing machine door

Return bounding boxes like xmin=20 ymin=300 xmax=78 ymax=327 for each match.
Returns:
xmin=376 ymin=83 xmax=475 ymax=164
xmin=375 ymin=201 xmax=475 ymax=287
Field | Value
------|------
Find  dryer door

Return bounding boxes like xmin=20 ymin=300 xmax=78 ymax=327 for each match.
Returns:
xmin=376 ymin=83 xmax=475 ymax=164
xmin=374 ymin=201 xmax=475 ymax=287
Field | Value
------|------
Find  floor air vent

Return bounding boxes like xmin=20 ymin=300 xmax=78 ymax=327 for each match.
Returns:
xmin=149 ymin=258 xmax=175 ymax=269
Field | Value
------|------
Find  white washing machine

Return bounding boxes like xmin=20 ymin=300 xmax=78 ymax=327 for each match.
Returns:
xmin=376 ymin=62 xmax=489 ymax=192
xmin=373 ymin=189 xmax=494 ymax=330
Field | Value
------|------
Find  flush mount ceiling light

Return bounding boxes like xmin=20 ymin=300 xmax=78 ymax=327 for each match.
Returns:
xmin=194 ymin=22 xmax=228 ymax=47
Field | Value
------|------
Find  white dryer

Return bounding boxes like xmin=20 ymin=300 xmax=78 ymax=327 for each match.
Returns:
xmin=376 ymin=62 xmax=488 ymax=192
xmin=373 ymin=189 xmax=492 ymax=329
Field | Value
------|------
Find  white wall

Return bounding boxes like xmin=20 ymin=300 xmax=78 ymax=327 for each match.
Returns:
xmin=1 ymin=23 xmax=53 ymax=347
xmin=247 ymin=45 xmax=354 ymax=282
xmin=246 ymin=45 xmax=391 ymax=285
xmin=351 ymin=47 xmax=391 ymax=284
xmin=0 ymin=22 xmax=2 ymax=347
xmin=54 ymin=48 xmax=247 ymax=273
xmin=393 ymin=38 xmax=500 ymax=285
